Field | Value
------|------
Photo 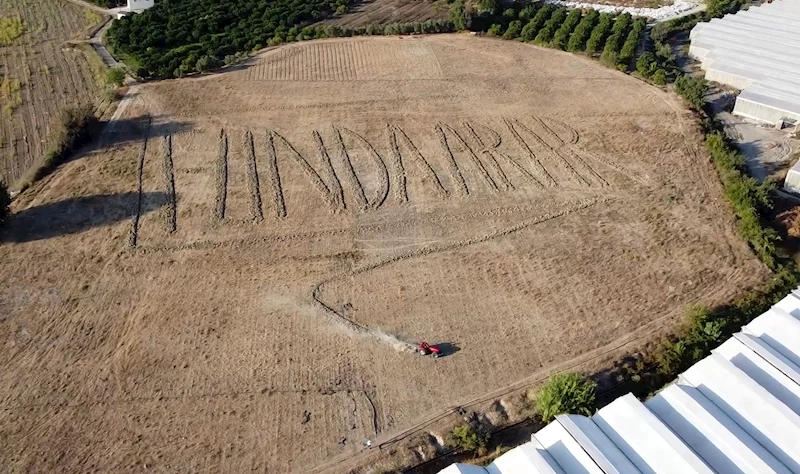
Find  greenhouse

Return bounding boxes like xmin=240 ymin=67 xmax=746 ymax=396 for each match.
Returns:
xmin=689 ymin=0 xmax=800 ymax=127
xmin=439 ymin=288 xmax=800 ymax=474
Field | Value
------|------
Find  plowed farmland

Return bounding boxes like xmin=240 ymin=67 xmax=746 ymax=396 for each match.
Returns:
xmin=0 ymin=0 xmax=106 ymax=186
xmin=0 ymin=35 xmax=767 ymax=473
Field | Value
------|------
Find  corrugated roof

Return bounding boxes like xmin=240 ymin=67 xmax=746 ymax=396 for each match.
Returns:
xmin=689 ymin=0 xmax=800 ymax=123
xmin=437 ymin=289 xmax=800 ymax=473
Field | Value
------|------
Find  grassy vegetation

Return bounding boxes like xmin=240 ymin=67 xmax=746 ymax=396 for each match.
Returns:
xmin=0 ymin=15 xmax=25 ymax=45
xmin=532 ymin=372 xmax=597 ymax=422
xmin=450 ymin=425 xmax=491 ymax=456
xmin=0 ymin=76 xmax=22 ymax=115
xmin=18 ymin=105 xmax=97 ymax=191
xmin=105 ymin=67 xmax=125 ymax=87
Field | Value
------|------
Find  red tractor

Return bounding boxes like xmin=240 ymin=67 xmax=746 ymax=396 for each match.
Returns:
xmin=417 ymin=341 xmax=441 ymax=358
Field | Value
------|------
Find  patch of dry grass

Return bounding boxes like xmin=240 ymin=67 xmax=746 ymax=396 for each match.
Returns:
xmin=0 ymin=16 xmax=25 ymax=45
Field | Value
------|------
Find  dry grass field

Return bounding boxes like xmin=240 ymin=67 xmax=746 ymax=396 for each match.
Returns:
xmin=0 ymin=0 xmax=107 ymax=186
xmin=0 ymin=35 xmax=768 ymax=473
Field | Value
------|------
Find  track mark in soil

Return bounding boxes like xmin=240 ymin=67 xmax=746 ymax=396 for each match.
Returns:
xmin=364 ymin=390 xmax=380 ymax=436
xmin=311 ymin=198 xmax=604 ymax=349
xmin=162 ymin=135 xmax=177 ymax=233
xmin=215 ymin=128 xmax=228 ymax=220
xmin=269 ymin=129 xmax=339 ymax=213
xmin=509 ymin=118 xmax=590 ymax=186
xmin=530 ymin=116 xmax=607 ymax=186
xmin=264 ymin=130 xmax=287 ymax=219
xmin=387 ymin=124 xmax=448 ymax=203
xmin=243 ymin=129 xmax=264 ymax=221
xmin=540 ymin=116 xmax=580 ymax=145
xmin=135 ymin=201 xmax=571 ymax=254
xmin=313 ymin=130 xmax=345 ymax=212
xmin=438 ymin=122 xmax=498 ymax=194
xmin=462 ymin=121 xmax=514 ymax=191
xmin=333 ymin=127 xmax=369 ymax=211
xmin=336 ymin=127 xmax=390 ymax=210
xmin=127 ymin=116 xmax=151 ymax=249
xmin=504 ymin=118 xmax=556 ymax=187
xmin=435 ymin=123 xmax=469 ymax=198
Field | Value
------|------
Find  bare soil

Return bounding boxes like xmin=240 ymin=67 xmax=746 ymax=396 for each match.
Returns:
xmin=0 ymin=0 xmax=108 ymax=186
xmin=0 ymin=35 xmax=768 ymax=473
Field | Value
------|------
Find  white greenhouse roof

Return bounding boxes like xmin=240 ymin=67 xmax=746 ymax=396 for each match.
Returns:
xmin=689 ymin=0 xmax=800 ymax=124
xmin=437 ymin=288 xmax=800 ymax=474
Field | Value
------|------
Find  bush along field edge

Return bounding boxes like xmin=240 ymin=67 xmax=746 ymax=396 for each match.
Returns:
xmin=100 ymin=0 xmax=747 ymax=80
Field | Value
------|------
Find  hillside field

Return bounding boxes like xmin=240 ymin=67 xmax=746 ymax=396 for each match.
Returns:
xmin=0 ymin=35 xmax=767 ymax=473
xmin=0 ymin=0 xmax=108 ymax=186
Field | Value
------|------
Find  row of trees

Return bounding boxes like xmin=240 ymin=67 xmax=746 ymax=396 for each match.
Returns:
xmin=467 ymin=2 xmax=647 ymax=72
xmin=107 ymin=0 xmax=357 ymax=78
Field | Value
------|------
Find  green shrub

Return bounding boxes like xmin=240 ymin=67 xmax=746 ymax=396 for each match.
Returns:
xmin=707 ymin=0 xmax=746 ymax=18
xmin=450 ymin=425 xmax=490 ymax=456
xmin=502 ymin=20 xmax=522 ymax=39
xmin=450 ymin=0 xmax=469 ymax=30
xmin=486 ymin=23 xmax=503 ymax=36
xmin=105 ymin=67 xmax=125 ymax=87
xmin=585 ymin=13 xmax=613 ymax=54
xmin=520 ymin=4 xmax=553 ymax=41
xmin=652 ymin=69 xmax=667 ymax=85
xmin=479 ymin=0 xmax=499 ymax=12
xmin=651 ymin=13 xmax=699 ymax=43
xmin=567 ymin=9 xmax=599 ymax=52
xmin=599 ymin=13 xmax=631 ymax=66
xmin=534 ymin=372 xmax=596 ymax=422
xmin=533 ymin=7 xmax=567 ymax=45
xmin=518 ymin=5 xmax=538 ymax=22
xmin=552 ymin=9 xmax=582 ymax=50
xmin=674 ymin=74 xmax=707 ymax=110
xmin=618 ymin=17 xmax=646 ymax=67
xmin=636 ymin=51 xmax=657 ymax=78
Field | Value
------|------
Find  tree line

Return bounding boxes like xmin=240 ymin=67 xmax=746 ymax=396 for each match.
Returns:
xmin=106 ymin=0 xmax=357 ymax=78
xmin=455 ymin=1 xmax=648 ymax=72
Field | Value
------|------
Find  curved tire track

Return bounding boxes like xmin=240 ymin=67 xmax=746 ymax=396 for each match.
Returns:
xmin=311 ymin=198 xmax=604 ymax=347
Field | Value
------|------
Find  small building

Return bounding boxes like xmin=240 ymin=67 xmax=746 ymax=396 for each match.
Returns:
xmin=784 ymin=160 xmax=800 ymax=195
xmin=116 ymin=0 xmax=155 ymax=19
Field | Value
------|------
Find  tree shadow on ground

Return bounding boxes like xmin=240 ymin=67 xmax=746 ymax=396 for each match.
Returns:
xmin=1 ymin=191 xmax=168 ymax=243
xmin=97 ymin=116 xmax=193 ymax=151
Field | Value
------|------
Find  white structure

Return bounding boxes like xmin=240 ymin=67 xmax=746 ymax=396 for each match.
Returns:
xmin=127 ymin=0 xmax=154 ymax=12
xmin=116 ymin=0 xmax=154 ymax=19
xmin=545 ymin=0 xmax=701 ymax=21
xmin=784 ymin=162 xmax=800 ymax=195
xmin=438 ymin=288 xmax=800 ymax=474
xmin=689 ymin=0 xmax=800 ymax=128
